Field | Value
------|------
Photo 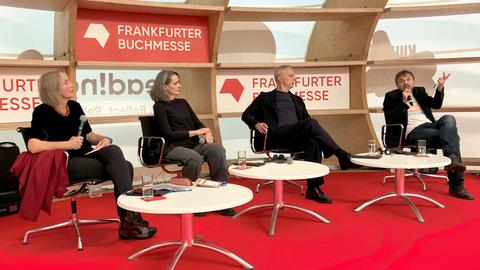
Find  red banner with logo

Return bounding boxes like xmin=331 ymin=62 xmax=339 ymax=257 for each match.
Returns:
xmin=76 ymin=9 xmax=210 ymax=63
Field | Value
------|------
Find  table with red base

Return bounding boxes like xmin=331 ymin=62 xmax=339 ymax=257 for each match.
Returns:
xmin=117 ymin=183 xmax=254 ymax=270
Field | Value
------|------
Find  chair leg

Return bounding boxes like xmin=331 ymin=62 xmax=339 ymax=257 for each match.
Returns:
xmin=23 ymin=197 xmax=119 ymax=250
xmin=418 ymin=173 xmax=449 ymax=184
xmin=255 ymin=180 xmax=274 ymax=193
xmin=412 ymin=170 xmax=427 ymax=191
xmin=383 ymin=172 xmax=414 ymax=185
xmin=256 ymin=180 xmax=304 ymax=194
xmin=285 ymin=180 xmax=305 ymax=194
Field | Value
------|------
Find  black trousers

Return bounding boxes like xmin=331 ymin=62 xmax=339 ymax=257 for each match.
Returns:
xmin=68 ymin=145 xmax=133 ymax=216
xmin=270 ymin=118 xmax=345 ymax=190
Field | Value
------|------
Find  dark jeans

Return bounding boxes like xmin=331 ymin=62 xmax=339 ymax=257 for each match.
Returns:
xmin=166 ymin=143 xmax=227 ymax=182
xmin=270 ymin=118 xmax=347 ymax=190
xmin=68 ymin=145 xmax=134 ymax=216
xmin=405 ymin=115 xmax=463 ymax=187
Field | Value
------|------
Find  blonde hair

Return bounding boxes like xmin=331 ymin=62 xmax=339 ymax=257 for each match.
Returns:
xmin=274 ymin=65 xmax=293 ymax=85
xmin=38 ymin=70 xmax=64 ymax=107
xmin=150 ymin=70 xmax=179 ymax=102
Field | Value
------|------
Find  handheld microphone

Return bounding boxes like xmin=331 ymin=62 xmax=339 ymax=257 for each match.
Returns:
xmin=407 ymin=95 xmax=413 ymax=106
xmin=77 ymin=115 xmax=87 ymax=136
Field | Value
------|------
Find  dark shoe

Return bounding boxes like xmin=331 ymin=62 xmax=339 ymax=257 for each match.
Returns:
xmin=338 ymin=153 xmax=362 ymax=170
xmin=445 ymin=155 xmax=466 ymax=172
xmin=215 ymin=208 xmax=236 ymax=217
xmin=306 ymin=187 xmax=332 ymax=204
xmin=449 ymin=186 xmax=474 ymax=200
xmin=194 ymin=212 xmax=208 ymax=217
xmin=119 ymin=211 xmax=157 ymax=240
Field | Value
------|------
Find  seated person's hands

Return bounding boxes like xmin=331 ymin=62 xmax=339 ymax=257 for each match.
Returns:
xmin=205 ymin=131 xmax=214 ymax=144
xmin=68 ymin=136 xmax=84 ymax=150
xmin=255 ymin=122 xmax=268 ymax=134
xmin=95 ymin=137 xmax=111 ymax=149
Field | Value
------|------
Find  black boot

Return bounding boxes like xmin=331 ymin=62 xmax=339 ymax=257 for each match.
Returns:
xmin=306 ymin=187 xmax=332 ymax=203
xmin=337 ymin=151 xmax=361 ymax=170
xmin=449 ymin=185 xmax=474 ymax=200
xmin=445 ymin=154 xmax=466 ymax=172
xmin=119 ymin=211 xmax=157 ymax=240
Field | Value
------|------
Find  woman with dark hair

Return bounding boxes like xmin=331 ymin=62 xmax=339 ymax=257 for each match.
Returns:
xmin=150 ymin=70 xmax=234 ymax=216
xmin=28 ymin=70 xmax=157 ymax=239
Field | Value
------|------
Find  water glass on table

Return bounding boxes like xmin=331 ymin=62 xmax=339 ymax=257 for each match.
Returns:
xmin=142 ymin=175 xmax=154 ymax=200
xmin=368 ymin=140 xmax=376 ymax=155
xmin=417 ymin=139 xmax=427 ymax=155
xmin=237 ymin=150 xmax=247 ymax=168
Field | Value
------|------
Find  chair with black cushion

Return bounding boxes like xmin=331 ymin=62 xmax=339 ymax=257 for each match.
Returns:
xmin=250 ymin=129 xmax=305 ymax=194
xmin=137 ymin=116 xmax=184 ymax=176
xmin=17 ymin=127 xmax=120 ymax=251
xmin=381 ymin=124 xmax=448 ymax=191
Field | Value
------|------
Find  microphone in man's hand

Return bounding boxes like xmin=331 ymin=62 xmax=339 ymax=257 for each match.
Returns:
xmin=407 ymin=95 xmax=413 ymax=106
xmin=77 ymin=115 xmax=87 ymax=136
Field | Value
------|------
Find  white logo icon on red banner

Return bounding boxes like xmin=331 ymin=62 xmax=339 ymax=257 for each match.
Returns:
xmin=84 ymin=23 xmax=110 ymax=48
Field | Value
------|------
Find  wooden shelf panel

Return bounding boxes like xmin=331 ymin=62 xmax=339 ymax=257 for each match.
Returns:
xmin=309 ymin=109 xmax=368 ymax=115
xmin=87 ymin=114 xmax=215 ymax=125
xmin=0 ymin=59 xmax=70 ymax=68
xmin=0 ymin=114 xmax=215 ymax=130
xmin=0 ymin=0 xmax=69 ymax=11
xmin=367 ymin=56 xmax=480 ymax=67
xmin=464 ymin=157 xmax=480 ymax=166
xmin=382 ymin=3 xmax=480 ymax=19
xmin=77 ymin=61 xmax=214 ymax=69
xmin=217 ymin=60 xmax=366 ymax=69
xmin=225 ymin=7 xmax=383 ymax=21
xmin=218 ymin=110 xmax=367 ymax=118
xmin=369 ymin=107 xmax=480 ymax=113
xmin=78 ymin=0 xmax=224 ymax=16
xmin=0 ymin=122 xmax=29 ymax=131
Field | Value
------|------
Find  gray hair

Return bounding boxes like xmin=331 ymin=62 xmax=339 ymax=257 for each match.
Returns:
xmin=273 ymin=65 xmax=293 ymax=85
xmin=150 ymin=70 xmax=179 ymax=102
xmin=38 ymin=70 xmax=64 ymax=107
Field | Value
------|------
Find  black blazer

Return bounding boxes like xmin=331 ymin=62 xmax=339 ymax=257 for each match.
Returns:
xmin=242 ymin=89 xmax=310 ymax=130
xmin=383 ymin=86 xmax=444 ymax=148
xmin=241 ymin=89 xmax=310 ymax=149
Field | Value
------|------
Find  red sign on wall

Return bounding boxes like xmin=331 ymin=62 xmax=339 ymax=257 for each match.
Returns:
xmin=76 ymin=9 xmax=210 ymax=63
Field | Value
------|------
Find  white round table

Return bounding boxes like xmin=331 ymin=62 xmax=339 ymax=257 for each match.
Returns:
xmin=117 ymin=184 xmax=253 ymax=270
xmin=228 ymin=160 xmax=330 ymax=236
xmin=351 ymin=153 xmax=451 ymax=222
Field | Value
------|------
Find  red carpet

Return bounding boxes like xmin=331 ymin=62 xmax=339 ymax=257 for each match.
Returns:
xmin=1 ymin=171 xmax=479 ymax=270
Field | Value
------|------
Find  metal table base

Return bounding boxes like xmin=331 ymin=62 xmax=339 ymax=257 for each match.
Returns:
xmin=354 ymin=168 xmax=445 ymax=223
xmin=233 ymin=180 xmax=329 ymax=236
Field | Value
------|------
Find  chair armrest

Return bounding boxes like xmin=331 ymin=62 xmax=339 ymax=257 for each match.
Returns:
xmin=137 ymin=136 xmax=166 ymax=167
xmin=381 ymin=123 xmax=404 ymax=149
xmin=250 ymin=128 xmax=268 ymax=154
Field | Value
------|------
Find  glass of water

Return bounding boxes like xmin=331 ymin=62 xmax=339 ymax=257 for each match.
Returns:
xmin=368 ymin=140 xmax=376 ymax=155
xmin=142 ymin=175 xmax=154 ymax=200
xmin=417 ymin=139 xmax=427 ymax=155
xmin=237 ymin=150 xmax=247 ymax=168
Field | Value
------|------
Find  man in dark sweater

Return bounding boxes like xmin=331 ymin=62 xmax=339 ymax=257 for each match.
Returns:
xmin=383 ymin=69 xmax=473 ymax=200
xmin=242 ymin=65 xmax=355 ymax=203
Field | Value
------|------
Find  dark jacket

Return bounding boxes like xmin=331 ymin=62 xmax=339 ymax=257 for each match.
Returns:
xmin=241 ymin=89 xmax=310 ymax=149
xmin=11 ymin=149 xmax=69 ymax=221
xmin=383 ymin=86 xmax=444 ymax=148
xmin=242 ymin=89 xmax=310 ymax=130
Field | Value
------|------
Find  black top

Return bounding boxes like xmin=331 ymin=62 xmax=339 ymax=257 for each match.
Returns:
xmin=383 ymin=86 xmax=444 ymax=148
xmin=153 ymin=98 xmax=205 ymax=153
xmin=30 ymin=100 xmax=93 ymax=157
xmin=276 ymin=91 xmax=298 ymax=127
